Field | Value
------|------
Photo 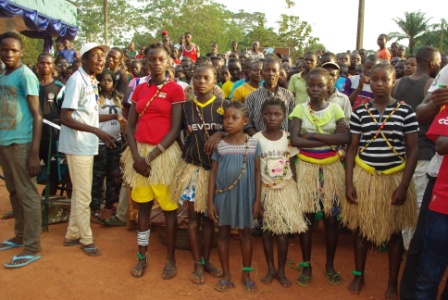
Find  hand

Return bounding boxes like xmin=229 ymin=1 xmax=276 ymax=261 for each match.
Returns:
xmin=208 ymin=203 xmax=219 ymax=224
xmin=345 ymin=184 xmax=358 ymax=204
xmin=335 ymin=122 xmax=349 ymax=133
xmin=252 ymin=200 xmax=261 ymax=219
xmin=95 ymin=129 xmax=117 ymax=148
xmin=117 ymin=114 xmax=127 ymax=127
xmin=391 ymin=185 xmax=407 ymax=206
xmin=204 ymin=131 xmax=224 ymax=154
xmin=132 ymin=156 xmax=151 ymax=177
xmin=27 ymin=153 xmax=41 ymax=177
xmin=357 ymin=75 xmax=370 ymax=89
xmin=431 ymin=86 xmax=448 ymax=108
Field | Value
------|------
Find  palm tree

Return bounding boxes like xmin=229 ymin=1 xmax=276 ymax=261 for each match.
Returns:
xmin=388 ymin=11 xmax=432 ymax=54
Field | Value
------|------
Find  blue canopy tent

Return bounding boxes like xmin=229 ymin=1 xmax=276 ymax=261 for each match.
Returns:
xmin=0 ymin=0 xmax=77 ymax=51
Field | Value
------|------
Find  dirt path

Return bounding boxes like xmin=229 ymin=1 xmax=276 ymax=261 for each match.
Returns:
xmin=0 ymin=176 xmax=426 ymax=300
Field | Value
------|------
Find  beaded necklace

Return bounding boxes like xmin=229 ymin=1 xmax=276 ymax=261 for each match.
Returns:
xmin=307 ymin=102 xmax=344 ymax=157
xmin=215 ymin=135 xmax=250 ymax=194
xmin=262 ymin=132 xmax=291 ymax=187
xmin=359 ymin=101 xmax=404 ymax=160
xmin=139 ymin=80 xmax=168 ymax=117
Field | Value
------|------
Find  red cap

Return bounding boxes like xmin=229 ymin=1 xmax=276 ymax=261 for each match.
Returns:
xmin=161 ymin=30 xmax=169 ymax=36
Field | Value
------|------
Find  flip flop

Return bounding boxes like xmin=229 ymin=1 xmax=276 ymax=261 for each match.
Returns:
xmin=0 ymin=240 xmax=24 ymax=251
xmin=214 ymin=280 xmax=235 ymax=292
xmin=190 ymin=271 xmax=205 ymax=285
xmin=242 ymin=280 xmax=257 ymax=294
xmin=81 ymin=245 xmax=101 ymax=257
xmin=4 ymin=254 xmax=41 ymax=268
xmin=296 ymin=273 xmax=311 ymax=287
xmin=1 ymin=211 xmax=14 ymax=219
xmin=325 ymin=271 xmax=342 ymax=285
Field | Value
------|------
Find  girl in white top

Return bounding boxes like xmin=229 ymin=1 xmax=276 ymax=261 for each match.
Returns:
xmin=253 ymin=98 xmax=307 ymax=288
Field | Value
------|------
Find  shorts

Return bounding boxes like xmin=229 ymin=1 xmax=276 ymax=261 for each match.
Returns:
xmin=131 ymin=184 xmax=178 ymax=211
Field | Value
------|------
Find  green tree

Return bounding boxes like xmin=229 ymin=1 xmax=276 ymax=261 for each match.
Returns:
xmin=388 ymin=11 xmax=432 ymax=54
xmin=277 ymin=14 xmax=319 ymax=58
xmin=22 ymin=36 xmax=43 ymax=66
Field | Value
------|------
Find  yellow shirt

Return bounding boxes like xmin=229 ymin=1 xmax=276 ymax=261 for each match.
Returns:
xmin=232 ymin=83 xmax=258 ymax=103
xmin=222 ymin=80 xmax=234 ymax=99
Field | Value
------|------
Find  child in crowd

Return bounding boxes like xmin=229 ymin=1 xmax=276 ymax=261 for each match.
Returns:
xmin=91 ymin=70 xmax=126 ymax=216
xmin=171 ymin=61 xmax=228 ymax=285
xmin=289 ymin=68 xmax=350 ymax=287
xmin=220 ymin=66 xmax=231 ymax=87
xmin=404 ymin=56 xmax=417 ymax=76
xmin=222 ymin=59 xmax=242 ymax=99
xmin=253 ymin=98 xmax=306 ymax=288
xmin=130 ymin=60 xmax=142 ymax=78
xmin=208 ymin=101 xmax=262 ymax=293
xmin=342 ymin=63 xmax=418 ymax=299
xmin=395 ymin=60 xmax=406 ymax=79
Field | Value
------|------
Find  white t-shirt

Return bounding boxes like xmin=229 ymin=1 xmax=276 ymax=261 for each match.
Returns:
xmin=253 ymin=131 xmax=299 ymax=189
xmin=428 ymin=64 xmax=448 ymax=93
xmin=98 ymin=98 xmax=122 ymax=144
xmin=58 ymin=67 xmax=99 ymax=155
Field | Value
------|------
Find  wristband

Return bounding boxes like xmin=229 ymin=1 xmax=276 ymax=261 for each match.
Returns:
xmin=144 ymin=154 xmax=151 ymax=166
xmin=156 ymin=143 xmax=166 ymax=153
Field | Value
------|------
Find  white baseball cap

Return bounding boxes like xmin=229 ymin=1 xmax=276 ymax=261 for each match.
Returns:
xmin=80 ymin=43 xmax=110 ymax=57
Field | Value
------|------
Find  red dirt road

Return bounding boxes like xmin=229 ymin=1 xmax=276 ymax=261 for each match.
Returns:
xmin=0 ymin=176 xmax=431 ymax=300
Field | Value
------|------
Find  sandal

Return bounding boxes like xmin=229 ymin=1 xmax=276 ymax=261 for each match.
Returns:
xmin=131 ymin=253 xmax=147 ymax=278
xmin=296 ymin=262 xmax=311 ymax=287
xmin=214 ymin=279 xmax=235 ymax=292
xmin=190 ymin=270 xmax=205 ymax=285
xmin=81 ymin=244 xmax=101 ymax=257
xmin=325 ymin=271 xmax=342 ymax=285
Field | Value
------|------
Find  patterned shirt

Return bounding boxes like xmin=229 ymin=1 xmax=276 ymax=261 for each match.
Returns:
xmin=245 ymin=85 xmax=296 ymax=132
xmin=350 ymin=101 xmax=419 ymax=171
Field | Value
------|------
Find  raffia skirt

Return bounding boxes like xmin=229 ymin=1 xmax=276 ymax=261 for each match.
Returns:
xmin=340 ymin=166 xmax=417 ymax=246
xmin=170 ymin=160 xmax=210 ymax=213
xmin=295 ymin=158 xmax=345 ymax=216
xmin=261 ymin=179 xmax=307 ymax=235
xmin=121 ymin=142 xmax=182 ymax=188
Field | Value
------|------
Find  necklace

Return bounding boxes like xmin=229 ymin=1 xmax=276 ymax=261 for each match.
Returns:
xmin=262 ymin=133 xmax=291 ymax=187
xmin=360 ymin=101 xmax=404 ymax=160
xmin=215 ymin=135 xmax=250 ymax=194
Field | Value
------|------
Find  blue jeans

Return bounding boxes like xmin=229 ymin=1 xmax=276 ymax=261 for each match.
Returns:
xmin=416 ymin=210 xmax=448 ymax=300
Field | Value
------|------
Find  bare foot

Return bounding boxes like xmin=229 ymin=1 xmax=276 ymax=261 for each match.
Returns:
xmin=203 ymin=261 xmax=223 ymax=278
xmin=277 ymin=272 xmax=292 ymax=288
xmin=261 ymin=270 xmax=276 ymax=285
xmin=162 ymin=259 xmax=177 ymax=280
xmin=347 ymin=276 xmax=364 ymax=295
xmin=384 ymin=284 xmax=399 ymax=300
xmin=191 ymin=262 xmax=205 ymax=285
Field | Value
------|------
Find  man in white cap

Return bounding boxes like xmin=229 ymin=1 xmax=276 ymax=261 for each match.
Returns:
xmin=59 ymin=42 xmax=116 ymax=256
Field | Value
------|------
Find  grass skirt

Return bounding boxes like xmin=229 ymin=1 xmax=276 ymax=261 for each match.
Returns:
xmin=121 ymin=142 xmax=182 ymax=188
xmin=170 ymin=161 xmax=210 ymax=213
xmin=295 ymin=159 xmax=345 ymax=216
xmin=340 ymin=166 xmax=417 ymax=246
xmin=261 ymin=179 xmax=307 ymax=235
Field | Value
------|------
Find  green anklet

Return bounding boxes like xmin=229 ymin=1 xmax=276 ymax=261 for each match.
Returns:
xmin=352 ymin=270 xmax=362 ymax=276
xmin=201 ymin=257 xmax=205 ymax=265
xmin=136 ymin=252 xmax=146 ymax=261
xmin=299 ymin=261 xmax=310 ymax=268
xmin=242 ymin=266 xmax=253 ymax=272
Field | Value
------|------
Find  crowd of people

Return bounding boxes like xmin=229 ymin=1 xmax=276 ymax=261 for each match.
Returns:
xmin=1 ymin=29 xmax=448 ymax=299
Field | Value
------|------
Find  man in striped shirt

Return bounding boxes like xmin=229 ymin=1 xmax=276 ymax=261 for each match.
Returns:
xmin=245 ymin=56 xmax=295 ymax=136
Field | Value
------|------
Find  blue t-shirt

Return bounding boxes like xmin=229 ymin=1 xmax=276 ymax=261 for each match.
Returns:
xmin=335 ymin=77 xmax=346 ymax=92
xmin=59 ymin=49 xmax=77 ymax=64
xmin=0 ymin=65 xmax=39 ymax=146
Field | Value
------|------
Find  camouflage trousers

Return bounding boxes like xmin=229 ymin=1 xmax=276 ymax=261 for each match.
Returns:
xmin=90 ymin=142 xmax=123 ymax=211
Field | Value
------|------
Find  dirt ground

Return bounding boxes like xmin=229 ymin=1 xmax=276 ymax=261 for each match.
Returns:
xmin=0 ymin=175 xmax=443 ymax=300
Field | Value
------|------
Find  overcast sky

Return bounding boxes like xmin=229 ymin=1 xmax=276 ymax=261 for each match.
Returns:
xmin=215 ymin=0 xmax=445 ymax=52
